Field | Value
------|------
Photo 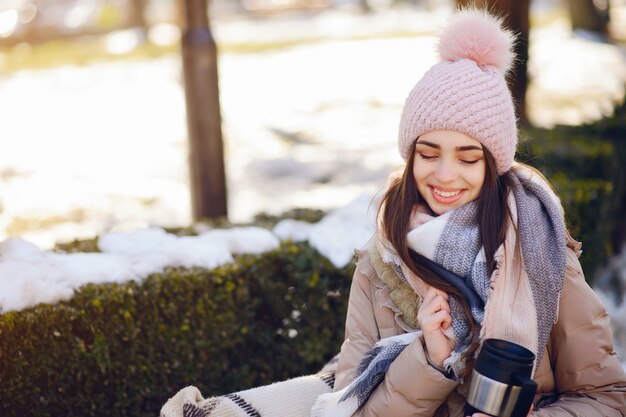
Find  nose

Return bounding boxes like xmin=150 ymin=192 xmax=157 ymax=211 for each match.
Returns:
xmin=434 ymin=159 xmax=457 ymax=183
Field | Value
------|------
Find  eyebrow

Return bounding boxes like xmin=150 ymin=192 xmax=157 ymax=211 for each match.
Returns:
xmin=415 ymin=141 xmax=483 ymax=152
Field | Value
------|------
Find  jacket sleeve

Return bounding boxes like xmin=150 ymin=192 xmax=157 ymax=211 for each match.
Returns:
xmin=334 ymin=267 xmax=458 ymax=417
xmin=533 ymin=249 xmax=626 ymax=417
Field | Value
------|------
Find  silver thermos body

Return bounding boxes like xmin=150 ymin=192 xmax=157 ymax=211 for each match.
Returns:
xmin=464 ymin=339 xmax=538 ymax=417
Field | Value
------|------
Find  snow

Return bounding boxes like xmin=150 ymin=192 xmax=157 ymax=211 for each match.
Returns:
xmin=0 ymin=238 xmax=132 ymax=313
xmin=275 ymin=194 xmax=378 ymax=267
xmin=0 ymin=195 xmax=372 ymax=313
xmin=306 ymin=194 xmax=377 ymax=267
xmin=273 ymin=219 xmax=315 ymax=242
xmin=2 ymin=7 xmax=626 ymax=250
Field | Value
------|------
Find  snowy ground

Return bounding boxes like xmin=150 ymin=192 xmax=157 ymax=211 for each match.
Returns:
xmin=1 ymin=4 xmax=625 ymax=249
xmin=0 ymin=2 xmax=625 ymax=367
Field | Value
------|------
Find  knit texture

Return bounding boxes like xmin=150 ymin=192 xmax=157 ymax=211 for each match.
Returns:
xmin=398 ymin=9 xmax=517 ymax=175
xmin=160 ymin=371 xmax=336 ymax=417
xmin=311 ymin=333 xmax=419 ymax=417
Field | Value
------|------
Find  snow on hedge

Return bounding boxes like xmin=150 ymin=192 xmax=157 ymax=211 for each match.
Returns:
xmin=0 ymin=196 xmax=376 ymax=313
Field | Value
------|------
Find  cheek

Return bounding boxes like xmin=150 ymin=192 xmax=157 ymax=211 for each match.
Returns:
xmin=469 ymin=165 xmax=487 ymax=190
xmin=412 ymin=162 xmax=420 ymax=182
xmin=412 ymin=160 xmax=428 ymax=182
xmin=412 ymin=166 xmax=428 ymax=189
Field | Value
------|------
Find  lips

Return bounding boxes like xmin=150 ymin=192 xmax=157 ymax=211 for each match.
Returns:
xmin=430 ymin=186 xmax=465 ymax=204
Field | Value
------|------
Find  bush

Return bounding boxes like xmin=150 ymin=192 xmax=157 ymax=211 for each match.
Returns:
xmin=0 ymin=241 xmax=353 ymax=417
xmin=520 ymin=101 xmax=626 ymax=280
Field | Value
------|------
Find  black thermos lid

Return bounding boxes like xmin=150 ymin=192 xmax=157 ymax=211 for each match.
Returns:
xmin=474 ymin=339 xmax=535 ymax=385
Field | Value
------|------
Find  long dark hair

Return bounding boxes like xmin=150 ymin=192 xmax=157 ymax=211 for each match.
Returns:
xmin=378 ymin=141 xmax=513 ymax=375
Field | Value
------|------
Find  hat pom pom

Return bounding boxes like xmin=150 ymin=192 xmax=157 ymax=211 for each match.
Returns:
xmin=438 ymin=9 xmax=515 ymax=74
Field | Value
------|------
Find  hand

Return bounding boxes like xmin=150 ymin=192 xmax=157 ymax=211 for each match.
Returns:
xmin=417 ymin=286 xmax=453 ymax=367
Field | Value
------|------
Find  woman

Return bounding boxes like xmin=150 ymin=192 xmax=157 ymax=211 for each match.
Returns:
xmin=312 ymin=8 xmax=626 ymax=417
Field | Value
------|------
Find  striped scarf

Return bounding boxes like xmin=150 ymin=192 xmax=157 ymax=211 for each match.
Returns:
xmin=312 ymin=164 xmax=568 ymax=417
xmin=161 ymin=370 xmax=336 ymax=417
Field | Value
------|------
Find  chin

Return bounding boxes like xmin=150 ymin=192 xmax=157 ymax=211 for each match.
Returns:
xmin=429 ymin=201 xmax=466 ymax=215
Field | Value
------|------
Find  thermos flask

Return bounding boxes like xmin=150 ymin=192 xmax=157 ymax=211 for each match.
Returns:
xmin=465 ymin=339 xmax=538 ymax=417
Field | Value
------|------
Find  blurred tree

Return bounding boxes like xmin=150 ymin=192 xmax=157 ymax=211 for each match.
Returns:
xmin=174 ymin=0 xmax=185 ymax=28
xmin=128 ymin=0 xmax=148 ymax=30
xmin=181 ymin=0 xmax=228 ymax=220
xmin=358 ymin=0 xmax=372 ymax=13
xmin=568 ymin=0 xmax=609 ymax=34
xmin=456 ymin=0 xmax=529 ymax=125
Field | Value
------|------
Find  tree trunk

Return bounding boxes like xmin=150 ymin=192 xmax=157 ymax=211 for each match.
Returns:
xmin=568 ymin=0 xmax=609 ymax=34
xmin=358 ymin=0 xmax=372 ymax=13
xmin=174 ymin=0 xmax=185 ymax=29
xmin=455 ymin=0 xmax=529 ymax=125
xmin=181 ymin=0 xmax=228 ymax=220
xmin=128 ymin=0 xmax=148 ymax=30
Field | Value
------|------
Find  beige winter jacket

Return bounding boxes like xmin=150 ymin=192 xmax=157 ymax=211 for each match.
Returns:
xmin=334 ymin=243 xmax=626 ymax=416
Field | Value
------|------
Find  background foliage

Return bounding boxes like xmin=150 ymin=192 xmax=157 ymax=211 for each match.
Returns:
xmin=520 ymin=100 xmax=626 ymax=280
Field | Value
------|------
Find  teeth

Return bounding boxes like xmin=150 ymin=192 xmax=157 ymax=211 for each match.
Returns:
xmin=433 ymin=188 xmax=460 ymax=198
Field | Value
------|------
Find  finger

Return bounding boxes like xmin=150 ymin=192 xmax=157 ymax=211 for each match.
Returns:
xmin=422 ymin=287 xmax=438 ymax=305
xmin=423 ymin=286 xmax=449 ymax=304
xmin=432 ymin=288 xmax=449 ymax=300
xmin=425 ymin=295 xmax=450 ymax=315
xmin=418 ymin=298 xmax=450 ymax=329
xmin=440 ymin=310 xmax=453 ymax=330
xmin=420 ymin=310 xmax=452 ymax=331
xmin=426 ymin=286 xmax=449 ymax=302
xmin=431 ymin=309 xmax=452 ymax=328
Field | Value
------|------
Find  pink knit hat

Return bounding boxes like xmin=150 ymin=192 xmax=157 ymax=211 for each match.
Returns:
xmin=398 ymin=9 xmax=518 ymax=175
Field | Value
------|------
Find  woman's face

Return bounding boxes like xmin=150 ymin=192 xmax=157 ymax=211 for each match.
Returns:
xmin=413 ymin=130 xmax=486 ymax=215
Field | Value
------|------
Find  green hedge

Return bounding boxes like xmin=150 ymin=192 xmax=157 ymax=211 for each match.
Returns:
xmin=520 ymin=100 xmax=626 ymax=280
xmin=0 ymin=241 xmax=353 ymax=417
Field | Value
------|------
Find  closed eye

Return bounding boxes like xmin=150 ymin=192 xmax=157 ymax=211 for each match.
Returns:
xmin=418 ymin=153 xmax=437 ymax=160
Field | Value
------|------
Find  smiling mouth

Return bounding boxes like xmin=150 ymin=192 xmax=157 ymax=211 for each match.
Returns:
xmin=433 ymin=188 xmax=460 ymax=198
xmin=429 ymin=186 xmax=465 ymax=204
